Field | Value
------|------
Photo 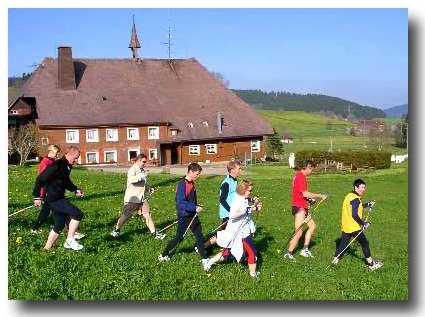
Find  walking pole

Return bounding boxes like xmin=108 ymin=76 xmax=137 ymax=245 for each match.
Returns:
xmin=326 ymin=209 xmax=372 ymax=269
xmin=207 ymin=220 xmax=228 ymax=236
xmin=8 ymin=205 xmax=35 ymax=218
xmin=183 ymin=213 xmax=198 ymax=238
xmin=156 ymin=220 xmax=179 ymax=234
xmin=285 ymin=197 xmax=327 ymax=247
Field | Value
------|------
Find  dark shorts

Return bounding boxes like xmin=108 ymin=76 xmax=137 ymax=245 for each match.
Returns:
xmin=292 ymin=206 xmax=309 ymax=216
xmin=49 ymin=199 xmax=84 ymax=234
xmin=122 ymin=202 xmax=143 ymax=217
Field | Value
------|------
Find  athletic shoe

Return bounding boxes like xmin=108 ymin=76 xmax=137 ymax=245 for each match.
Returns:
xmin=368 ymin=259 xmax=384 ymax=271
xmin=64 ymin=239 xmax=83 ymax=251
xmin=194 ymin=246 xmax=199 ymax=254
xmin=331 ymin=257 xmax=339 ymax=265
xmin=74 ymin=232 xmax=86 ymax=240
xmin=283 ymin=252 xmax=296 ymax=262
xmin=158 ymin=254 xmax=170 ymax=262
xmin=154 ymin=232 xmax=166 ymax=240
xmin=300 ymin=248 xmax=314 ymax=258
xmin=110 ymin=228 xmax=120 ymax=238
xmin=249 ymin=271 xmax=260 ymax=278
xmin=201 ymin=258 xmax=212 ymax=272
xmin=30 ymin=228 xmax=42 ymax=234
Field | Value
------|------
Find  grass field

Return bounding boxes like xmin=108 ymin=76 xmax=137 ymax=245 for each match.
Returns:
xmin=8 ymin=163 xmax=408 ymax=300
xmin=258 ymin=110 xmax=406 ymax=154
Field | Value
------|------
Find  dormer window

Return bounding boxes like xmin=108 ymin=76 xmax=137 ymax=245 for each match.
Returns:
xmin=171 ymin=129 xmax=178 ymax=136
xmin=202 ymin=121 xmax=209 ymax=127
xmin=187 ymin=122 xmax=194 ymax=128
xmin=10 ymin=110 xmax=18 ymax=115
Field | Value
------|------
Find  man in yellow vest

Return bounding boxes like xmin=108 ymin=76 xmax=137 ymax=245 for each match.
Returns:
xmin=332 ymin=179 xmax=383 ymax=271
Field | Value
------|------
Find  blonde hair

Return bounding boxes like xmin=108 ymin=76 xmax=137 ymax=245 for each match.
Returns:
xmin=47 ymin=144 xmax=61 ymax=154
xmin=227 ymin=160 xmax=242 ymax=173
xmin=236 ymin=179 xmax=253 ymax=195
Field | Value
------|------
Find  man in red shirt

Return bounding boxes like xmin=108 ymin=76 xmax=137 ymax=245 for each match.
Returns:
xmin=284 ymin=160 xmax=327 ymax=261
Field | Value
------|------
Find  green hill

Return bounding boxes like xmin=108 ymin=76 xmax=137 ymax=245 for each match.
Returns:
xmin=233 ymin=89 xmax=386 ymax=119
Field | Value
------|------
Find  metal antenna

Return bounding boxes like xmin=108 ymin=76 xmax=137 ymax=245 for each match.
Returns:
xmin=161 ymin=13 xmax=174 ymax=60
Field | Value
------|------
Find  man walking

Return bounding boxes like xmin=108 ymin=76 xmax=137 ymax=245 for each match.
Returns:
xmin=284 ymin=160 xmax=327 ymax=261
xmin=331 ymin=179 xmax=383 ymax=271
xmin=33 ymin=146 xmax=85 ymax=251
xmin=110 ymin=154 xmax=165 ymax=239
xmin=158 ymin=162 xmax=211 ymax=271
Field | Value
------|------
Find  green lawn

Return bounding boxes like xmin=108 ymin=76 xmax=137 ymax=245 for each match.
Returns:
xmin=258 ymin=110 xmax=407 ymax=154
xmin=8 ymin=164 xmax=408 ymax=300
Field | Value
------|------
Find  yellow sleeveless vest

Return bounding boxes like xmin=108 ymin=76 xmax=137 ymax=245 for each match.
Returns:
xmin=341 ymin=192 xmax=363 ymax=233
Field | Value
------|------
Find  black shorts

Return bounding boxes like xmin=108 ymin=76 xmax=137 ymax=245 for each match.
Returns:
xmin=292 ymin=206 xmax=309 ymax=216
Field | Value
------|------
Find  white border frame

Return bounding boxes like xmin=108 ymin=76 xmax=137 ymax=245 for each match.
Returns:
xmin=105 ymin=128 xmax=119 ymax=142
xmin=148 ymin=148 xmax=158 ymax=160
xmin=189 ymin=145 xmax=200 ymax=155
xmin=127 ymin=127 xmax=139 ymax=140
xmin=251 ymin=140 xmax=261 ymax=153
xmin=147 ymin=126 xmax=160 ymax=140
xmin=205 ymin=143 xmax=217 ymax=154
xmin=65 ymin=129 xmax=79 ymax=144
xmin=127 ymin=148 xmax=140 ymax=161
xmin=86 ymin=128 xmax=99 ymax=143
xmin=104 ymin=150 xmax=118 ymax=163
xmin=85 ymin=151 xmax=99 ymax=164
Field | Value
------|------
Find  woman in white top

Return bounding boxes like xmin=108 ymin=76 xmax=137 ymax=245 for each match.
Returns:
xmin=208 ymin=180 xmax=262 ymax=278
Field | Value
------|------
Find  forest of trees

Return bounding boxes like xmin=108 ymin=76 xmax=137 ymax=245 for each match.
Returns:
xmin=232 ymin=89 xmax=386 ymax=119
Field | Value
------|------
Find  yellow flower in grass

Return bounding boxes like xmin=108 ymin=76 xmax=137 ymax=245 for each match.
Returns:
xmin=16 ymin=237 xmax=22 ymax=245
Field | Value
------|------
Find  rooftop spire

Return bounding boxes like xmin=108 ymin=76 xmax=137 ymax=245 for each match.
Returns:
xmin=129 ymin=15 xmax=141 ymax=59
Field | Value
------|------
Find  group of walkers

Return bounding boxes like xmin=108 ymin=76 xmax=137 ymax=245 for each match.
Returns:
xmin=29 ymin=144 xmax=383 ymax=279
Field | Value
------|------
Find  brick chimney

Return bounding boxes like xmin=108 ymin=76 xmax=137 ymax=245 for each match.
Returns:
xmin=58 ymin=47 xmax=76 ymax=90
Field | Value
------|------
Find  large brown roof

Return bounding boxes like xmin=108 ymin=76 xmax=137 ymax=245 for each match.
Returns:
xmin=20 ymin=57 xmax=273 ymax=142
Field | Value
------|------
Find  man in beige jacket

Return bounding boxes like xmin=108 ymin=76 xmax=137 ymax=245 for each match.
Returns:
xmin=110 ymin=154 xmax=165 ymax=239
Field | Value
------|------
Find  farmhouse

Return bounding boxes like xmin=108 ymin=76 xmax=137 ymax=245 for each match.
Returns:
xmin=8 ymin=22 xmax=273 ymax=166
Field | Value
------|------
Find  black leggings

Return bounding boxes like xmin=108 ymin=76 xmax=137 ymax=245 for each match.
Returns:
xmin=49 ymin=199 xmax=84 ymax=234
xmin=162 ymin=215 xmax=207 ymax=259
xmin=32 ymin=201 xmax=51 ymax=230
xmin=335 ymin=230 xmax=371 ymax=259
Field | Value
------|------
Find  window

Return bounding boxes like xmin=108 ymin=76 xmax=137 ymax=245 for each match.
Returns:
xmin=148 ymin=126 xmax=160 ymax=140
xmin=127 ymin=128 xmax=139 ymax=140
xmin=187 ymin=122 xmax=194 ymax=128
xmin=189 ymin=145 xmax=200 ymax=155
xmin=106 ymin=128 xmax=118 ymax=142
xmin=86 ymin=129 xmax=99 ymax=143
xmin=104 ymin=150 xmax=117 ymax=163
xmin=251 ymin=140 xmax=261 ymax=153
xmin=66 ymin=129 xmax=79 ymax=143
xmin=202 ymin=121 xmax=209 ymax=127
xmin=86 ymin=152 xmax=99 ymax=164
xmin=205 ymin=144 xmax=217 ymax=154
xmin=149 ymin=149 xmax=158 ymax=160
xmin=10 ymin=110 xmax=18 ymax=115
xmin=128 ymin=148 xmax=140 ymax=161
xmin=171 ymin=129 xmax=177 ymax=136
xmin=41 ymin=137 xmax=49 ymax=146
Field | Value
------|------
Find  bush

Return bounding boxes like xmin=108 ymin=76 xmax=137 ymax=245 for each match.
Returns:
xmin=295 ymin=150 xmax=391 ymax=170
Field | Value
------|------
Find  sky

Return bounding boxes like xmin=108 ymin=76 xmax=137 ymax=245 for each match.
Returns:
xmin=8 ymin=8 xmax=408 ymax=109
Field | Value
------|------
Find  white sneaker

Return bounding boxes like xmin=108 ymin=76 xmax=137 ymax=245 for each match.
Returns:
xmin=110 ymin=229 xmax=120 ymax=238
xmin=158 ymin=254 xmax=170 ymax=262
xmin=74 ymin=232 xmax=86 ymax=240
xmin=64 ymin=238 xmax=83 ymax=251
xmin=154 ymin=232 xmax=166 ymax=240
xmin=283 ymin=252 xmax=296 ymax=262
xmin=300 ymin=248 xmax=314 ymax=258
xmin=331 ymin=257 xmax=339 ymax=265
xmin=201 ymin=258 xmax=212 ymax=272
xmin=249 ymin=271 xmax=260 ymax=278
xmin=368 ymin=259 xmax=383 ymax=271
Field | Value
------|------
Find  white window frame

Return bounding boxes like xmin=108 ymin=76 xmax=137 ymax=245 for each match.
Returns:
xmin=106 ymin=128 xmax=118 ymax=142
xmin=85 ymin=151 xmax=99 ymax=164
xmin=65 ymin=129 xmax=79 ymax=144
xmin=10 ymin=110 xmax=18 ymax=115
xmin=127 ymin=127 xmax=139 ymax=140
xmin=148 ymin=126 xmax=160 ymax=140
xmin=171 ymin=129 xmax=177 ymax=136
xmin=127 ymin=148 xmax=140 ymax=161
xmin=41 ymin=137 xmax=49 ymax=146
xmin=86 ymin=129 xmax=99 ymax=143
xmin=149 ymin=148 xmax=158 ymax=160
xmin=104 ymin=150 xmax=118 ymax=163
xmin=205 ymin=144 xmax=217 ymax=154
xmin=189 ymin=145 xmax=200 ymax=156
xmin=251 ymin=140 xmax=261 ymax=153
